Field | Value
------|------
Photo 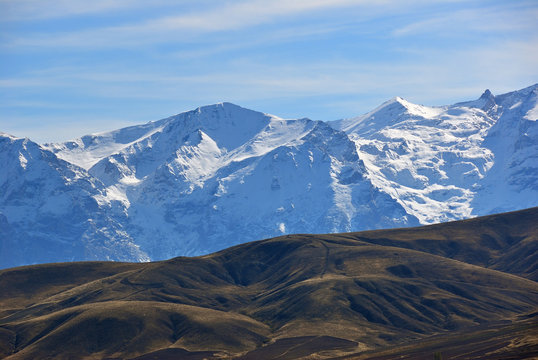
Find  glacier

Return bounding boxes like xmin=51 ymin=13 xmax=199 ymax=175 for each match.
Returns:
xmin=1 ymin=84 xmax=537 ymax=268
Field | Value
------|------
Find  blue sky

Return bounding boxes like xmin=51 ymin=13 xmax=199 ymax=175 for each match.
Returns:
xmin=1 ymin=0 xmax=537 ymax=143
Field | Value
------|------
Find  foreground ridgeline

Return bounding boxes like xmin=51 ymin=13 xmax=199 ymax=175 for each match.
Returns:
xmin=0 ymin=84 xmax=537 ymax=267
xmin=0 ymin=207 xmax=537 ymax=359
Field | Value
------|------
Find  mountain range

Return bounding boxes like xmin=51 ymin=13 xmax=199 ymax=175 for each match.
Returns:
xmin=1 ymin=84 xmax=537 ymax=267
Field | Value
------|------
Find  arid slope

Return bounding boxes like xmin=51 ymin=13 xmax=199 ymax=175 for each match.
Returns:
xmin=0 ymin=208 xmax=537 ymax=359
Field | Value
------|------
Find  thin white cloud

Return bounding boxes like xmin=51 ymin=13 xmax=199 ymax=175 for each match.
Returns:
xmin=4 ymin=0 xmax=363 ymax=48
xmin=170 ymin=21 xmax=353 ymax=59
xmin=0 ymin=0 xmax=180 ymax=21
xmin=151 ymin=0 xmax=364 ymax=32
xmin=0 ymin=78 xmax=57 ymax=87
xmin=0 ymin=0 xmax=365 ymax=23
xmin=392 ymin=3 xmax=538 ymax=37
xmin=3 ymin=0 xmax=465 ymax=49
xmin=0 ymin=0 xmax=465 ymax=23
xmin=4 ymin=36 xmax=535 ymax=106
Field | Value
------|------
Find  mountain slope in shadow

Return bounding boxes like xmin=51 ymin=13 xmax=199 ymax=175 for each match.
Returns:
xmin=0 ymin=207 xmax=537 ymax=359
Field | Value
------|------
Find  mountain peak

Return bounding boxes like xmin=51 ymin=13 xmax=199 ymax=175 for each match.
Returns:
xmin=192 ymin=102 xmax=278 ymax=119
xmin=174 ymin=102 xmax=280 ymax=131
xmin=475 ymin=89 xmax=497 ymax=110
xmin=162 ymin=102 xmax=277 ymax=151
xmin=336 ymin=96 xmax=444 ymax=135
xmin=381 ymin=96 xmax=408 ymax=109
xmin=453 ymin=88 xmax=497 ymax=110
xmin=480 ymin=89 xmax=494 ymax=100
xmin=376 ymin=96 xmax=436 ymax=116
xmin=195 ymin=102 xmax=244 ymax=113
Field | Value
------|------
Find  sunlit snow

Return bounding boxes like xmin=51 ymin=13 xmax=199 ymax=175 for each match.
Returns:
xmin=2 ymin=84 xmax=537 ymax=267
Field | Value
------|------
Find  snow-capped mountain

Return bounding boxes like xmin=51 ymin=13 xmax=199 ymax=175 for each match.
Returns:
xmin=1 ymin=103 xmax=415 ymax=267
xmin=46 ymin=103 xmax=415 ymax=260
xmin=470 ymin=86 xmax=538 ymax=215
xmin=0 ymin=133 xmax=148 ymax=268
xmin=1 ymin=85 xmax=537 ymax=268
xmin=332 ymin=84 xmax=538 ymax=224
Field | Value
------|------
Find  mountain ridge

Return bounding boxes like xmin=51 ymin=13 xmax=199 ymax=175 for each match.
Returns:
xmin=335 ymin=83 xmax=538 ymax=224
xmin=0 ymin=133 xmax=148 ymax=268
xmin=1 ymin=84 xmax=537 ymax=267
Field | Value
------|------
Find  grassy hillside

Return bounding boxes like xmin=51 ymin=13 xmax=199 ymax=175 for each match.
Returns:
xmin=1 ymin=207 xmax=537 ymax=359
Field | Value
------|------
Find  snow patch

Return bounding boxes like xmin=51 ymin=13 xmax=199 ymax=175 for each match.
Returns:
xmin=18 ymin=153 xmax=28 ymax=169
xmin=525 ymin=103 xmax=538 ymax=121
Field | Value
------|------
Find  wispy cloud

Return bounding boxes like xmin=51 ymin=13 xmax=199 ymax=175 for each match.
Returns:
xmin=392 ymin=2 xmax=538 ymax=37
xmin=169 ymin=21 xmax=354 ymax=59
xmin=4 ymin=36 xmax=535 ymax=106
xmin=0 ymin=0 xmax=177 ymax=21
xmin=0 ymin=78 xmax=61 ymax=87
xmin=4 ymin=0 xmax=362 ymax=48
xmin=3 ymin=0 xmax=466 ymax=49
xmin=151 ymin=0 xmax=351 ymax=31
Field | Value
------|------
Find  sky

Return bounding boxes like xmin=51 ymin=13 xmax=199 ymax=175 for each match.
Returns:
xmin=1 ymin=0 xmax=537 ymax=143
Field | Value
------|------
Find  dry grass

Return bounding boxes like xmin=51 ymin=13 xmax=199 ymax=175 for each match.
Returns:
xmin=0 ymin=207 xmax=537 ymax=359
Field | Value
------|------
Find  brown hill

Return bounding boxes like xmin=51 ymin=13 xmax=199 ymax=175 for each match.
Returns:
xmin=345 ymin=206 xmax=538 ymax=280
xmin=0 ymin=207 xmax=537 ymax=359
